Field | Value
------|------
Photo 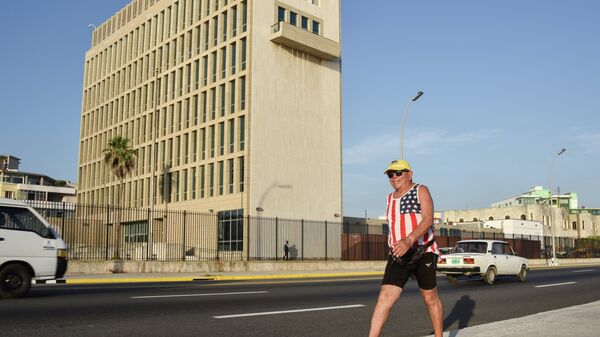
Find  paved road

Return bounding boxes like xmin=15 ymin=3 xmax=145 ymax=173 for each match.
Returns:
xmin=1 ymin=267 xmax=599 ymax=337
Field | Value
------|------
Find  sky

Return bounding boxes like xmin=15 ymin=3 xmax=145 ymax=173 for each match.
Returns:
xmin=1 ymin=1 xmax=599 ymax=218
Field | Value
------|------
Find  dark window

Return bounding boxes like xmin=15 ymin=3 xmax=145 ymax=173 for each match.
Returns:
xmin=218 ymin=209 xmax=244 ymax=251
xmin=123 ymin=221 xmax=149 ymax=243
xmin=290 ymin=11 xmax=297 ymax=25
xmin=278 ymin=6 xmax=286 ymax=22
xmin=301 ymin=16 xmax=308 ymax=30
xmin=312 ymin=20 xmax=320 ymax=34
xmin=454 ymin=241 xmax=487 ymax=254
xmin=492 ymin=243 xmax=503 ymax=254
xmin=520 ymin=214 xmax=527 ymax=220
xmin=0 ymin=206 xmax=55 ymax=239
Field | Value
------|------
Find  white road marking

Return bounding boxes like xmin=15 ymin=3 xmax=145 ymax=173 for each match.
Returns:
xmin=572 ymin=269 xmax=594 ymax=273
xmin=534 ymin=282 xmax=576 ymax=288
xmin=213 ymin=304 xmax=365 ymax=319
xmin=131 ymin=291 xmax=268 ymax=299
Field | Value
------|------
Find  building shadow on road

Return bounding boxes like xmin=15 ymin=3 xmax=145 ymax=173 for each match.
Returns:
xmin=443 ymin=295 xmax=476 ymax=336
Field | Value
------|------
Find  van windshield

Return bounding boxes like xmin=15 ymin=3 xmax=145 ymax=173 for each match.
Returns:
xmin=0 ymin=206 xmax=56 ymax=239
xmin=453 ymin=241 xmax=488 ymax=253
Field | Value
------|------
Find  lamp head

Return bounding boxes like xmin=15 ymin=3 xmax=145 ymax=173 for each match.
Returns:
xmin=412 ymin=91 xmax=424 ymax=102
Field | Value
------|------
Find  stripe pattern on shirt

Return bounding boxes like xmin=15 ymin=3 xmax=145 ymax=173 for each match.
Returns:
xmin=386 ymin=184 xmax=439 ymax=255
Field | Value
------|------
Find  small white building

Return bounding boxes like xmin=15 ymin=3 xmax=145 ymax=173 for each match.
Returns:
xmin=483 ymin=219 xmax=544 ymax=238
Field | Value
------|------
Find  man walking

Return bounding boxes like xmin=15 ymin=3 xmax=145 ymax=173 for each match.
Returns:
xmin=369 ymin=159 xmax=443 ymax=337
xmin=283 ymin=240 xmax=290 ymax=260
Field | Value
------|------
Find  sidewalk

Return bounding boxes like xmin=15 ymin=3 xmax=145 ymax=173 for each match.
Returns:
xmin=425 ymin=300 xmax=600 ymax=337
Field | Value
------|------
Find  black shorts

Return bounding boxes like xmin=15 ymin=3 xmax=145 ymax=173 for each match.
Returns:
xmin=382 ymin=252 xmax=438 ymax=290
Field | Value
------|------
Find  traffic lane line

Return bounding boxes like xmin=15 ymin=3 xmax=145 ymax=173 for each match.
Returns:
xmin=572 ymin=269 xmax=594 ymax=273
xmin=534 ymin=281 xmax=577 ymax=288
xmin=213 ymin=304 xmax=365 ymax=319
xmin=131 ymin=290 xmax=268 ymax=299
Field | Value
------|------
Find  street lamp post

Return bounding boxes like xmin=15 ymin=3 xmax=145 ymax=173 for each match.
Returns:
xmin=400 ymin=91 xmax=424 ymax=159
xmin=548 ymin=148 xmax=566 ymax=266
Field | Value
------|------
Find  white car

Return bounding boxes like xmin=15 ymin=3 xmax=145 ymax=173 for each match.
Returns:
xmin=437 ymin=240 xmax=528 ymax=285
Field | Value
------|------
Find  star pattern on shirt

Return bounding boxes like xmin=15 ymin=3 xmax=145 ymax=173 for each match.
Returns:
xmin=400 ymin=186 xmax=421 ymax=214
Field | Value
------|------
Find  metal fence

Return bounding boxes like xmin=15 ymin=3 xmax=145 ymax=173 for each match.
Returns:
xmin=24 ymin=200 xmax=600 ymax=261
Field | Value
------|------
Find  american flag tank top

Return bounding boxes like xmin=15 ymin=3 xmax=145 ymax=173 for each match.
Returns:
xmin=386 ymin=184 xmax=439 ymax=255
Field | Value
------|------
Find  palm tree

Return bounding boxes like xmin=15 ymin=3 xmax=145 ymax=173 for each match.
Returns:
xmin=102 ymin=136 xmax=136 ymax=259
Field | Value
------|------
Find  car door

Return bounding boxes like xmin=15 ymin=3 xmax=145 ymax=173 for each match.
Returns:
xmin=502 ymin=243 xmax=520 ymax=274
xmin=491 ymin=242 xmax=509 ymax=274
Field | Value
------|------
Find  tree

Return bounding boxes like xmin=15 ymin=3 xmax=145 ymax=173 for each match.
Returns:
xmin=102 ymin=136 xmax=137 ymax=206
xmin=102 ymin=136 xmax=136 ymax=259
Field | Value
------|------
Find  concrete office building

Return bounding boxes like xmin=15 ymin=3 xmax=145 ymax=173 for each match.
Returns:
xmin=442 ymin=187 xmax=600 ymax=239
xmin=1 ymin=155 xmax=76 ymax=203
xmin=77 ymin=0 xmax=342 ymax=223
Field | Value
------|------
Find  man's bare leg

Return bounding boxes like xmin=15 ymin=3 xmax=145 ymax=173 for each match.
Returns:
xmin=420 ymin=288 xmax=443 ymax=337
xmin=368 ymin=285 xmax=403 ymax=337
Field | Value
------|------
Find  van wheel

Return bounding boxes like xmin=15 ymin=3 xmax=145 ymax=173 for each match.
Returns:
xmin=0 ymin=264 xmax=32 ymax=299
xmin=517 ymin=265 xmax=527 ymax=282
xmin=483 ymin=266 xmax=496 ymax=285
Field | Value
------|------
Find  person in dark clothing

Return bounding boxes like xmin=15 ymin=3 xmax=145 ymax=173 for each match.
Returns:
xmin=283 ymin=241 xmax=289 ymax=260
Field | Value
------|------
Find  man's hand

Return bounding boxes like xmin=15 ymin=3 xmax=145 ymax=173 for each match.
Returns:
xmin=393 ymin=237 xmax=413 ymax=257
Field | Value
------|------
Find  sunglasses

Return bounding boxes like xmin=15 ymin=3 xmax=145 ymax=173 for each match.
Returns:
xmin=386 ymin=170 xmax=409 ymax=179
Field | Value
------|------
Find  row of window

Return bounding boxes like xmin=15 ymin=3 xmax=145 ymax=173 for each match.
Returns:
xmin=80 ymin=116 xmax=245 ymax=189
xmin=277 ymin=6 xmax=320 ymax=35
xmin=89 ymin=0 xmax=247 ymax=83
xmin=81 ymin=74 xmax=246 ymax=142
xmin=455 ymin=216 xmax=593 ymax=231
xmin=79 ymin=156 xmax=245 ymax=209
xmin=83 ymin=37 xmax=247 ymax=115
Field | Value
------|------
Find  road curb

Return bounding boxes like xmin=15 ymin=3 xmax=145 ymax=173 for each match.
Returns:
xmin=37 ymin=271 xmax=385 ymax=285
xmin=35 ymin=264 xmax=598 ymax=285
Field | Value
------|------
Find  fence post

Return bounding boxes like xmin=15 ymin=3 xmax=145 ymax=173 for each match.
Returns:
xmin=325 ymin=220 xmax=328 ymax=261
xmin=275 ymin=217 xmax=279 ymax=261
xmin=61 ymin=201 xmax=66 ymax=239
xmin=147 ymin=208 xmax=151 ymax=260
xmin=105 ymin=205 xmax=110 ymax=261
xmin=246 ymin=214 xmax=250 ymax=261
xmin=301 ymin=219 xmax=304 ymax=261
xmin=182 ymin=210 xmax=187 ymax=260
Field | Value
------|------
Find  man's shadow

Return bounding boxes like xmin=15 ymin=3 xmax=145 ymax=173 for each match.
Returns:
xmin=443 ymin=295 xmax=476 ymax=336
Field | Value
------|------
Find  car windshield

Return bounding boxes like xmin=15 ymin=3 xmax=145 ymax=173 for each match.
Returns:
xmin=453 ymin=242 xmax=487 ymax=253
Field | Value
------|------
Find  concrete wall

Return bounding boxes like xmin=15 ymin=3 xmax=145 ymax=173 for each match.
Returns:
xmin=66 ymin=258 xmax=600 ymax=274
xmin=247 ymin=0 xmax=342 ymax=221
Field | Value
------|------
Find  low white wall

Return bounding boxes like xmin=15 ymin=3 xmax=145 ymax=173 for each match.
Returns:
xmin=66 ymin=258 xmax=600 ymax=274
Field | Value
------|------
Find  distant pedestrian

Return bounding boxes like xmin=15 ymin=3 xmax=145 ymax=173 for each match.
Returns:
xmin=369 ymin=159 xmax=443 ymax=337
xmin=283 ymin=240 xmax=289 ymax=260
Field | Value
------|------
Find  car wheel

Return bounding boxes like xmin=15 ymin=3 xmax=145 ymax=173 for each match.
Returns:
xmin=0 ymin=264 xmax=32 ymax=299
xmin=483 ymin=266 xmax=496 ymax=285
xmin=447 ymin=275 xmax=458 ymax=284
xmin=517 ymin=265 xmax=527 ymax=282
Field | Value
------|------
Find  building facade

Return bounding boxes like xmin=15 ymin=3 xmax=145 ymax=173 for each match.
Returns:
xmin=0 ymin=155 xmax=76 ymax=203
xmin=443 ymin=186 xmax=600 ymax=239
xmin=77 ymin=0 xmax=341 ymax=220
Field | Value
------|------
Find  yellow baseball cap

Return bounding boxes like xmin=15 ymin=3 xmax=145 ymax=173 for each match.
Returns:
xmin=384 ymin=159 xmax=411 ymax=173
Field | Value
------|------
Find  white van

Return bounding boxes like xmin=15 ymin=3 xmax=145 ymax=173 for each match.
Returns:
xmin=0 ymin=198 xmax=68 ymax=298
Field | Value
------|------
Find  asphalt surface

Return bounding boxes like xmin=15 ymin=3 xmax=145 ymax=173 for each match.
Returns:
xmin=1 ymin=267 xmax=599 ymax=337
